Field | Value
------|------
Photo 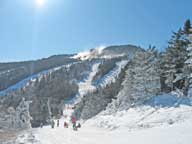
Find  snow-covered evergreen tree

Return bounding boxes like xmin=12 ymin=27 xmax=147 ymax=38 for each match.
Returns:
xmin=185 ymin=29 xmax=192 ymax=97
xmin=109 ymin=48 xmax=161 ymax=111
xmin=160 ymin=51 xmax=176 ymax=91
xmin=15 ymin=98 xmax=32 ymax=129
xmin=161 ymin=26 xmax=190 ymax=91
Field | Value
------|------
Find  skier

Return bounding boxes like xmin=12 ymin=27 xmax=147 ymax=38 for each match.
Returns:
xmin=64 ymin=121 xmax=68 ymax=128
xmin=71 ymin=115 xmax=77 ymax=131
xmin=73 ymin=123 xmax=77 ymax=131
xmin=51 ymin=120 xmax=55 ymax=129
xmin=71 ymin=116 xmax=76 ymax=125
xmin=77 ymin=123 xmax=81 ymax=128
xmin=57 ymin=119 xmax=59 ymax=127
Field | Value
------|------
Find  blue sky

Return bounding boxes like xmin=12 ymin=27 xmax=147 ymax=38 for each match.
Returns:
xmin=0 ymin=0 xmax=191 ymax=62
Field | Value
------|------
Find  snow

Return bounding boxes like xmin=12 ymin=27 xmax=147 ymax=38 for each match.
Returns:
xmin=72 ymin=46 xmax=128 ymax=60
xmin=95 ymin=60 xmax=128 ymax=88
xmin=84 ymin=93 xmax=192 ymax=130
xmin=187 ymin=46 xmax=192 ymax=51
xmin=173 ymin=73 xmax=185 ymax=83
xmin=72 ymin=46 xmax=105 ymax=60
xmin=101 ymin=54 xmax=126 ymax=59
xmin=185 ymin=58 xmax=192 ymax=64
xmin=67 ymin=62 xmax=101 ymax=104
xmin=14 ymin=103 xmax=192 ymax=144
xmin=3 ymin=57 xmax=192 ymax=144
xmin=78 ymin=63 xmax=100 ymax=97
xmin=86 ymin=105 xmax=192 ymax=129
xmin=11 ymin=91 xmax=192 ymax=144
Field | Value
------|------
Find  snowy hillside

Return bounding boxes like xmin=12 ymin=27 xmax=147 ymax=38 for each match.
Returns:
xmin=0 ymin=62 xmax=79 ymax=96
xmin=0 ymin=55 xmax=77 ymax=91
xmin=12 ymin=94 xmax=192 ymax=144
xmin=88 ymin=91 xmax=192 ymax=129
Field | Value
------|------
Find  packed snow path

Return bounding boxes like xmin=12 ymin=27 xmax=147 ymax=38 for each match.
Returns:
xmin=15 ymin=118 xmax=192 ymax=144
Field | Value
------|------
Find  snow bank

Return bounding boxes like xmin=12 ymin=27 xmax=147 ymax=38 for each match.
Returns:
xmin=85 ymin=94 xmax=192 ymax=130
xmin=86 ymin=105 xmax=192 ymax=130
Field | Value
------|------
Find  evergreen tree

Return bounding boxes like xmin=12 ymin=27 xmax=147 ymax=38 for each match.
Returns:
xmin=15 ymin=98 xmax=32 ymax=129
xmin=185 ymin=29 xmax=192 ymax=97
xmin=161 ymin=25 xmax=190 ymax=91
xmin=112 ymin=48 xmax=161 ymax=110
xmin=160 ymin=50 xmax=176 ymax=91
xmin=184 ymin=19 xmax=192 ymax=35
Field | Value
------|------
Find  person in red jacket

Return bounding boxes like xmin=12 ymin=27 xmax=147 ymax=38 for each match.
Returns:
xmin=64 ymin=121 xmax=68 ymax=128
xmin=71 ymin=116 xmax=77 ymax=130
xmin=71 ymin=116 xmax=76 ymax=124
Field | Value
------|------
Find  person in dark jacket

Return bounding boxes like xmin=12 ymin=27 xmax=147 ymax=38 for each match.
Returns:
xmin=77 ymin=123 xmax=81 ymax=128
xmin=51 ymin=120 xmax=55 ymax=129
xmin=57 ymin=119 xmax=59 ymax=127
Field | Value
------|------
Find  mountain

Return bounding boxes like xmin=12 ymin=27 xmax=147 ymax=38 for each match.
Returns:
xmin=0 ymin=44 xmax=142 ymax=130
xmin=0 ymin=54 xmax=78 ymax=91
xmin=1 ymin=44 xmax=192 ymax=144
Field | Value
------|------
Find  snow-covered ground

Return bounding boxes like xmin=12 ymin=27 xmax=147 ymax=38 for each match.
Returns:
xmin=86 ymin=105 xmax=192 ymax=129
xmin=14 ymin=93 xmax=192 ymax=144
xmin=14 ymin=103 xmax=192 ymax=144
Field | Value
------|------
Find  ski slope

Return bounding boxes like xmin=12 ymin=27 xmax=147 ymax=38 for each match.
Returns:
xmin=67 ymin=62 xmax=100 ymax=104
xmin=95 ymin=60 xmax=128 ymax=88
xmin=78 ymin=62 xmax=100 ymax=97
xmin=14 ymin=104 xmax=192 ymax=144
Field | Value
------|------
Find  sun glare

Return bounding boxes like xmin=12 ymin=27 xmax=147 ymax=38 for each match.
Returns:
xmin=36 ymin=0 xmax=45 ymax=7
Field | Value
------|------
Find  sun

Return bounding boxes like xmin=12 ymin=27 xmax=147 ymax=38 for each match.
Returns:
xmin=36 ymin=0 xmax=45 ymax=7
